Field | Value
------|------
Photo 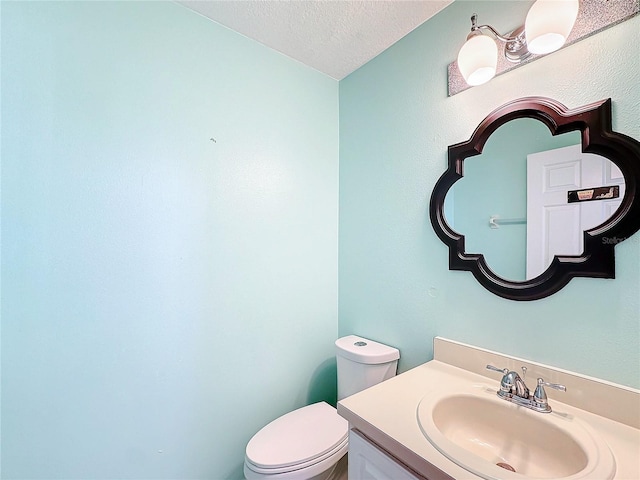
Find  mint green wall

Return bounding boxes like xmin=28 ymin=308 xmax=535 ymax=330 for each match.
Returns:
xmin=3 ymin=0 xmax=639 ymax=478
xmin=339 ymin=2 xmax=639 ymax=387
xmin=1 ymin=2 xmax=338 ymax=478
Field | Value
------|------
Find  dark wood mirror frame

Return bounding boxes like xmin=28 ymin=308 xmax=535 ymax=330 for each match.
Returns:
xmin=429 ymin=97 xmax=640 ymax=301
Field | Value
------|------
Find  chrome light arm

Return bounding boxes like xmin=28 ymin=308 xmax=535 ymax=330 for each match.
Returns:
xmin=467 ymin=14 xmax=530 ymax=63
xmin=469 ymin=14 xmax=517 ymax=43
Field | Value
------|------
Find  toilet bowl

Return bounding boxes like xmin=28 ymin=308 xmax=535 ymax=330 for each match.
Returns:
xmin=244 ymin=335 xmax=399 ymax=480
xmin=244 ymin=402 xmax=348 ymax=480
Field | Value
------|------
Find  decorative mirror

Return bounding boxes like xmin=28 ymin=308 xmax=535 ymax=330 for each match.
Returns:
xmin=430 ymin=97 xmax=640 ymax=300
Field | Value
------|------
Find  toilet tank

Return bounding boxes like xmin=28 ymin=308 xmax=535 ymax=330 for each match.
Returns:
xmin=335 ymin=335 xmax=400 ymax=400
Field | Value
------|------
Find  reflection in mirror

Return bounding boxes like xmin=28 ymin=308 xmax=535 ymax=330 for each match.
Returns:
xmin=431 ymin=97 xmax=640 ymax=300
xmin=444 ymin=119 xmax=625 ymax=281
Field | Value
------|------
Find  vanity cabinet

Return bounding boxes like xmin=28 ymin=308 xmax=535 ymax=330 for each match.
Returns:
xmin=338 ymin=338 xmax=640 ymax=480
xmin=348 ymin=429 xmax=424 ymax=480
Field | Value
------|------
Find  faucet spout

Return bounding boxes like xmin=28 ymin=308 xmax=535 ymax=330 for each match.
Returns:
xmin=513 ymin=372 xmax=530 ymax=398
xmin=486 ymin=365 xmax=530 ymax=399
xmin=502 ymin=370 xmax=530 ymax=399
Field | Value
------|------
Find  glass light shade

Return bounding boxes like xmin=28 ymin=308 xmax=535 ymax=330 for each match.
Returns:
xmin=525 ymin=0 xmax=579 ymax=54
xmin=457 ymin=34 xmax=498 ymax=86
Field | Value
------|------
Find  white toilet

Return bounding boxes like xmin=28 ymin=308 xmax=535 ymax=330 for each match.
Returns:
xmin=243 ymin=335 xmax=400 ymax=480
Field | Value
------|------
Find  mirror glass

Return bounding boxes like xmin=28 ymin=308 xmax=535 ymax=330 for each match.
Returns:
xmin=444 ymin=119 xmax=625 ymax=281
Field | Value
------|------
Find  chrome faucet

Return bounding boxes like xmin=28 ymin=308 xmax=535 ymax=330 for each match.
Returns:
xmin=486 ymin=364 xmax=566 ymax=413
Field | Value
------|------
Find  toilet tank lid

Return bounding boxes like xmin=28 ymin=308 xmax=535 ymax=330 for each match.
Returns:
xmin=335 ymin=335 xmax=400 ymax=364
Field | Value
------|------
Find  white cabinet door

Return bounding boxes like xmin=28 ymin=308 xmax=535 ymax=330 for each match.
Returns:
xmin=348 ymin=430 xmax=421 ymax=480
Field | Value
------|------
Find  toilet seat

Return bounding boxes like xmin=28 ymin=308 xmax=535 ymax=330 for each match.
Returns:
xmin=245 ymin=437 xmax=347 ymax=477
xmin=245 ymin=402 xmax=348 ymax=475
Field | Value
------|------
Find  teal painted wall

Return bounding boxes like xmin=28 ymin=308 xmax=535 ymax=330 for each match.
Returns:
xmin=1 ymin=2 xmax=338 ymax=478
xmin=3 ymin=0 xmax=640 ymax=478
xmin=339 ymin=2 xmax=639 ymax=387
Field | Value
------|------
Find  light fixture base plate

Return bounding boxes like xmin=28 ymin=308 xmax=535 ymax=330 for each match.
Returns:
xmin=504 ymin=26 xmax=531 ymax=63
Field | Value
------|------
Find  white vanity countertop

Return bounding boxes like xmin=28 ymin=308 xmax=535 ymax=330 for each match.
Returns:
xmin=337 ymin=338 xmax=640 ymax=480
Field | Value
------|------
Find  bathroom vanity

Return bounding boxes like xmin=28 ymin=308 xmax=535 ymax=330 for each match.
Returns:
xmin=337 ymin=337 xmax=640 ymax=480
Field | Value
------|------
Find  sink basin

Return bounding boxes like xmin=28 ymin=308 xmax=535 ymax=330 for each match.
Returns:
xmin=417 ymin=385 xmax=615 ymax=480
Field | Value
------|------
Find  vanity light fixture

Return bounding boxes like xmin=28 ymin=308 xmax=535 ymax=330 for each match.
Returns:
xmin=456 ymin=0 xmax=579 ymax=87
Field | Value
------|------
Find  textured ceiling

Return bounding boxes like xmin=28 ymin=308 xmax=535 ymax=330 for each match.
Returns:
xmin=178 ymin=0 xmax=453 ymax=80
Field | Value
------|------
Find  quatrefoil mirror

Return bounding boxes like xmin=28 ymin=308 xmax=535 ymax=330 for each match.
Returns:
xmin=429 ymin=97 xmax=640 ymax=300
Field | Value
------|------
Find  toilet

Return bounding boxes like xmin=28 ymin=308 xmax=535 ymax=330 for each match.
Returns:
xmin=243 ymin=335 xmax=400 ymax=480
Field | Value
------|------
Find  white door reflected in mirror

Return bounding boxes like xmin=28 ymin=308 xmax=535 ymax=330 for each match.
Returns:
xmin=526 ymin=144 xmax=624 ymax=279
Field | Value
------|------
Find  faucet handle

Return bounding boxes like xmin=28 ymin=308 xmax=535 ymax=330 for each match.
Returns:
xmin=486 ymin=364 xmax=508 ymax=375
xmin=539 ymin=379 xmax=567 ymax=392
xmin=533 ymin=378 xmax=566 ymax=410
xmin=486 ymin=365 xmax=516 ymax=394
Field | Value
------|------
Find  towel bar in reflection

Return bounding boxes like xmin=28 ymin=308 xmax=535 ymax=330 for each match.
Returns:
xmin=489 ymin=215 xmax=527 ymax=229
